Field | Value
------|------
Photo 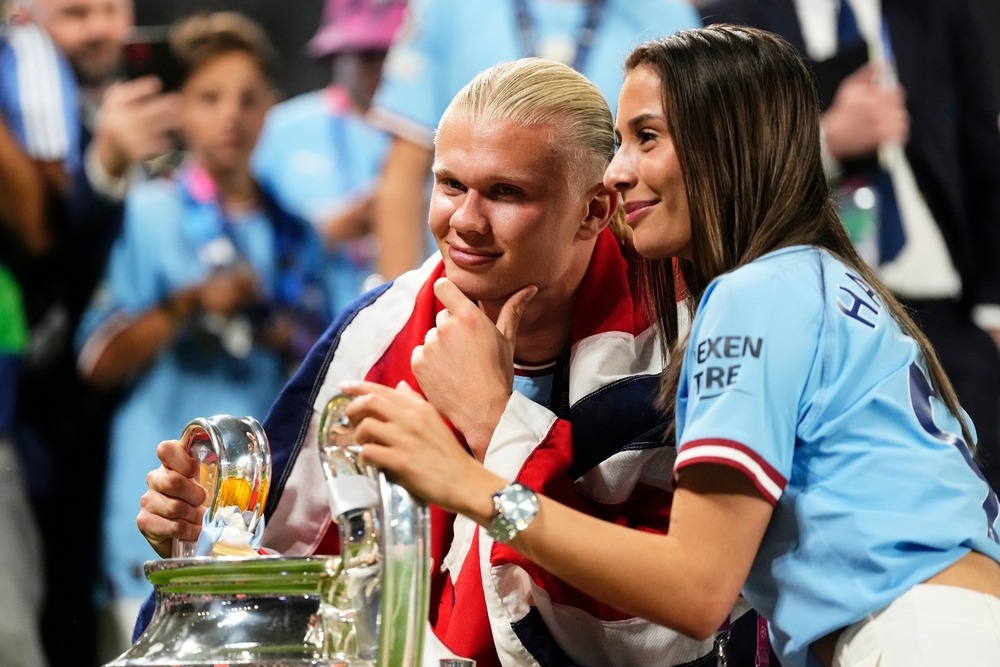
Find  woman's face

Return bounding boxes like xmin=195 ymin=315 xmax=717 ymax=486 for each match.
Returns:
xmin=605 ymin=65 xmax=692 ymax=261
xmin=180 ymin=50 xmax=274 ymax=176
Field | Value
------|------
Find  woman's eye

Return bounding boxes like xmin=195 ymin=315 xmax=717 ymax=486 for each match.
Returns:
xmin=637 ymin=130 xmax=656 ymax=144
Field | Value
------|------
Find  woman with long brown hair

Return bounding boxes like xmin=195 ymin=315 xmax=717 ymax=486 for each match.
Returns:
xmin=342 ymin=25 xmax=1000 ymax=666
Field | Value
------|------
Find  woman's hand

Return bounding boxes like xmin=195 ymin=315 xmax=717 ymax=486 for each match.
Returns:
xmin=136 ymin=438 xmax=209 ymax=558
xmin=341 ymin=380 xmax=504 ymax=523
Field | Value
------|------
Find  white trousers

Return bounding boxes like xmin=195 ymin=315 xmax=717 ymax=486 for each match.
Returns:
xmin=833 ymin=583 xmax=1000 ymax=667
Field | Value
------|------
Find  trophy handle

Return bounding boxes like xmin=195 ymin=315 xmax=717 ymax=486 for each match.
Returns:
xmin=318 ymin=394 xmax=430 ymax=665
xmin=172 ymin=415 xmax=271 ymax=558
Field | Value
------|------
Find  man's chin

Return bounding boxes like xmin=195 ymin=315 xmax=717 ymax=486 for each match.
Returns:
xmin=71 ymin=53 xmax=122 ymax=88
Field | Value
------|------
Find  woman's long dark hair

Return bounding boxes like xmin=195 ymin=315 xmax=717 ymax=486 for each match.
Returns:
xmin=631 ymin=25 xmax=974 ymax=448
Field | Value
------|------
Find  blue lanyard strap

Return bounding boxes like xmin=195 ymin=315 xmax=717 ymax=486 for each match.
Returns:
xmin=179 ymin=171 xmax=316 ymax=313
xmin=512 ymin=0 xmax=607 ymax=73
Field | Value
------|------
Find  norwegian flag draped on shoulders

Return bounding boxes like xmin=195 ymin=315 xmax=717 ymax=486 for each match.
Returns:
xmin=259 ymin=228 xmax=717 ymax=667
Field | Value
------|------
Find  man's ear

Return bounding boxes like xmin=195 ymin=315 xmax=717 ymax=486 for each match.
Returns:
xmin=576 ymin=184 xmax=618 ymax=241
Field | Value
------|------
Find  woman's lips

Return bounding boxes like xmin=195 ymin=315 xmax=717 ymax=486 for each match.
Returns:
xmin=623 ymin=200 xmax=658 ymax=226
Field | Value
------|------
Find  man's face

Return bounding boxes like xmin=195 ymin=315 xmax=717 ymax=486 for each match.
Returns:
xmin=429 ymin=114 xmax=600 ymax=307
xmin=31 ymin=0 xmax=133 ymax=87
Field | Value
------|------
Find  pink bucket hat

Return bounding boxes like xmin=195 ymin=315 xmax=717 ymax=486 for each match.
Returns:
xmin=307 ymin=0 xmax=408 ymax=59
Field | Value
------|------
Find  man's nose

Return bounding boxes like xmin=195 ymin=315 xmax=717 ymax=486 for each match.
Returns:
xmin=450 ymin=190 xmax=489 ymax=234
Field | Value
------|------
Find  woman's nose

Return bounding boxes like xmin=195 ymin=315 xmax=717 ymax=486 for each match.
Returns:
xmin=604 ymin=149 xmax=636 ymax=193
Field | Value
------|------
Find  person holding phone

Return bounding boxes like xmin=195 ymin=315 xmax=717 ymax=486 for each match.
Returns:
xmin=1 ymin=3 xmax=181 ymax=662
xmin=76 ymin=11 xmax=329 ymax=657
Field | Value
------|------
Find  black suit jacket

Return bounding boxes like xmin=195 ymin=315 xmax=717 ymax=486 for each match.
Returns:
xmin=700 ymin=0 xmax=1000 ymax=308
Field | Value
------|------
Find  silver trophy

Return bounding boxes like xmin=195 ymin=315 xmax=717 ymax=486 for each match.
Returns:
xmin=316 ymin=393 xmax=431 ymax=666
xmin=105 ymin=404 xmax=431 ymax=666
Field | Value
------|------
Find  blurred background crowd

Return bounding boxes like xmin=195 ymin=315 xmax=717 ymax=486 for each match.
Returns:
xmin=0 ymin=1 xmax=998 ymax=665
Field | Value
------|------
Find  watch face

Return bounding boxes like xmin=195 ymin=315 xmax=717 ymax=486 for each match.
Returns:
xmin=498 ymin=486 xmax=538 ymax=530
xmin=490 ymin=483 xmax=539 ymax=543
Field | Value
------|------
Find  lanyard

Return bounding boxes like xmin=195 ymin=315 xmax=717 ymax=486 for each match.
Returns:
xmin=324 ymin=86 xmax=356 ymax=188
xmin=512 ymin=0 xmax=607 ymax=73
xmin=179 ymin=164 xmax=313 ymax=312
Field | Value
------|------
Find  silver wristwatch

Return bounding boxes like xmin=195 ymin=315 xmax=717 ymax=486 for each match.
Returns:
xmin=487 ymin=482 xmax=539 ymax=544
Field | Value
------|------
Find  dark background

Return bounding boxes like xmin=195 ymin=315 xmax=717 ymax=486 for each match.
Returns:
xmin=135 ymin=0 xmax=1000 ymax=102
xmin=977 ymin=0 xmax=1000 ymax=91
xmin=135 ymin=0 xmax=330 ymax=100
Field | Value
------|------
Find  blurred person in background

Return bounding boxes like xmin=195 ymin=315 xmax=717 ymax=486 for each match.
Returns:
xmin=698 ymin=0 xmax=1000 ymax=493
xmin=253 ymin=0 xmax=407 ymax=322
xmin=132 ymin=0 xmax=329 ymax=101
xmin=73 ymin=11 xmax=328 ymax=659
xmin=0 ymin=115 xmax=49 ymax=667
xmin=1 ymin=0 xmax=178 ymax=663
xmin=0 ymin=16 xmax=75 ymax=667
xmin=367 ymin=0 xmax=702 ymax=282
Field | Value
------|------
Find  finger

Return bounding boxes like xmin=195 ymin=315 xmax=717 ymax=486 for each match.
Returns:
xmin=112 ymin=75 xmax=164 ymax=102
xmin=140 ymin=481 xmax=205 ymax=524
xmin=156 ymin=439 xmax=200 ymax=477
xmin=435 ymin=308 xmax=450 ymax=328
xmin=410 ymin=343 xmax=424 ymax=370
xmin=434 ymin=277 xmax=479 ymax=317
xmin=495 ymin=284 xmax=538 ymax=342
xmin=396 ymin=380 xmax=421 ymax=397
xmin=339 ymin=379 xmax=394 ymax=398
xmin=423 ymin=327 xmax=439 ymax=347
xmin=357 ymin=442 xmax=399 ymax=478
xmin=147 ymin=466 xmax=208 ymax=508
xmin=341 ymin=385 xmax=405 ymax=425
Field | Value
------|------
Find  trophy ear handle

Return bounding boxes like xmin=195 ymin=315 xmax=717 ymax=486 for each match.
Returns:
xmin=316 ymin=392 xmax=432 ymax=665
xmin=171 ymin=418 xmax=222 ymax=558
xmin=319 ymin=393 xmax=356 ymax=449
xmin=171 ymin=414 xmax=270 ymax=559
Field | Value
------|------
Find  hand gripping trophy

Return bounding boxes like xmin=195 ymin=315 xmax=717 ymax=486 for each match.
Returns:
xmin=105 ymin=403 xmax=430 ymax=666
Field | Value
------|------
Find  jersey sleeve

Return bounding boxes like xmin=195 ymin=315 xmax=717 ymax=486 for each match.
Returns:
xmin=0 ymin=24 xmax=79 ymax=164
xmin=674 ymin=264 xmax=823 ymax=504
xmin=367 ymin=0 xmax=448 ymax=147
xmin=75 ymin=183 xmax=194 ymax=352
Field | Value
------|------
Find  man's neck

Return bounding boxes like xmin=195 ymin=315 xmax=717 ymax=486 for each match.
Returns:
xmin=483 ymin=290 xmax=577 ymax=364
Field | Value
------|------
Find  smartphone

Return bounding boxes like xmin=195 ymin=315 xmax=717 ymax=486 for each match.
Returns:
xmin=123 ymin=26 xmax=185 ymax=92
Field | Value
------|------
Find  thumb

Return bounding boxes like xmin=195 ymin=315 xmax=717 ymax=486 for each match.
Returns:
xmin=495 ymin=285 xmax=538 ymax=342
xmin=396 ymin=380 xmax=421 ymax=397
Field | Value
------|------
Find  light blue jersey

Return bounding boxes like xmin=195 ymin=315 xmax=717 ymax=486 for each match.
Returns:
xmin=674 ymin=246 xmax=1000 ymax=667
xmin=253 ymin=87 xmax=388 ymax=319
xmin=370 ymin=0 xmax=700 ymax=147
xmin=77 ymin=164 xmax=327 ymax=603
xmin=0 ymin=22 xmax=79 ymax=172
